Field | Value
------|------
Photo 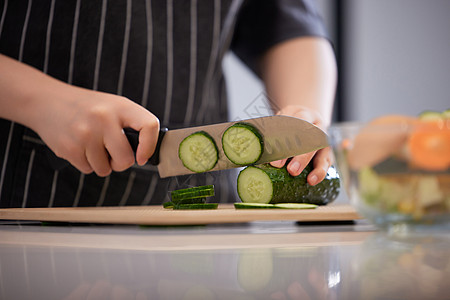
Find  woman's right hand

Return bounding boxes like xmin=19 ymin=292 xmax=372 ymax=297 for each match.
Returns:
xmin=0 ymin=54 xmax=159 ymax=177
xmin=34 ymin=86 xmax=160 ymax=177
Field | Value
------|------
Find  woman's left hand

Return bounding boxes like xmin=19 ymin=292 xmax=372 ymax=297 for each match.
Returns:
xmin=269 ymin=105 xmax=333 ymax=186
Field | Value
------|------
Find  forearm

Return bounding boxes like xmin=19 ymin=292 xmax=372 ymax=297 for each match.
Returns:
xmin=0 ymin=54 xmax=72 ymax=129
xmin=260 ymin=37 xmax=337 ymax=128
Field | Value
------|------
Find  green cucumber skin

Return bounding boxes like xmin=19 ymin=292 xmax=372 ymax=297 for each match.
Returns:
xmin=172 ymin=198 xmax=207 ymax=205
xmin=222 ymin=122 xmax=264 ymax=165
xmin=171 ymin=185 xmax=215 ymax=201
xmin=173 ymin=203 xmax=218 ymax=210
xmin=234 ymin=203 xmax=281 ymax=209
xmin=238 ymin=163 xmax=340 ymax=205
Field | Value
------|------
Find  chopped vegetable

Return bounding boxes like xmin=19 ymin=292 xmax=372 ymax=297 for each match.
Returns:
xmin=234 ymin=202 xmax=317 ymax=209
xmin=178 ymin=131 xmax=218 ymax=173
xmin=173 ymin=203 xmax=218 ymax=210
xmin=165 ymin=185 xmax=217 ymax=210
xmin=234 ymin=203 xmax=280 ymax=209
xmin=237 ymin=163 xmax=340 ymax=205
xmin=408 ymin=120 xmax=450 ymax=171
xmin=171 ymin=185 xmax=215 ymax=201
xmin=273 ymin=203 xmax=318 ymax=209
xmin=222 ymin=122 xmax=264 ymax=165
xmin=358 ymin=166 xmax=449 ymax=219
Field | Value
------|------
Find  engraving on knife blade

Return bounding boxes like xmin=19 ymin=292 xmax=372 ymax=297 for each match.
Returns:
xmin=242 ymin=92 xmax=279 ymax=130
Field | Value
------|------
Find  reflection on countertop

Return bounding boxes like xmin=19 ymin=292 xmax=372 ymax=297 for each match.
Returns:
xmin=0 ymin=221 xmax=449 ymax=300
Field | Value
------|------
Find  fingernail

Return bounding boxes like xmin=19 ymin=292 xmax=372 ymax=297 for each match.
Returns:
xmin=271 ymin=160 xmax=283 ymax=168
xmin=309 ymin=175 xmax=318 ymax=185
xmin=289 ymin=161 xmax=301 ymax=174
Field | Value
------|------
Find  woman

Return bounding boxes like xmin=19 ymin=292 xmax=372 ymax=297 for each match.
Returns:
xmin=0 ymin=0 xmax=336 ymax=207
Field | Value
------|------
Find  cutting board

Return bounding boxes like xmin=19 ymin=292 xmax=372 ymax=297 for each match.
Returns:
xmin=0 ymin=204 xmax=361 ymax=225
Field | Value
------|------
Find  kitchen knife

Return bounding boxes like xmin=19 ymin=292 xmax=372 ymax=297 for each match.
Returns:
xmin=125 ymin=115 xmax=328 ymax=178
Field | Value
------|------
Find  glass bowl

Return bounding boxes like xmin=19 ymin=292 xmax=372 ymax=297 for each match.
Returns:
xmin=328 ymin=116 xmax=450 ymax=233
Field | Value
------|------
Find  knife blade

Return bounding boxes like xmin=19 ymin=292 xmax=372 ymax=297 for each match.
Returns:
xmin=125 ymin=115 xmax=328 ymax=178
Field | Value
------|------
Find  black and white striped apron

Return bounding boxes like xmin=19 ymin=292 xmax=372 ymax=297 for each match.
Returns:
xmin=0 ymin=0 xmax=328 ymax=207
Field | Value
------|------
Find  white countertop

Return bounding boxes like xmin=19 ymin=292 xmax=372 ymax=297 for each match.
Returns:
xmin=1 ymin=220 xmax=449 ymax=300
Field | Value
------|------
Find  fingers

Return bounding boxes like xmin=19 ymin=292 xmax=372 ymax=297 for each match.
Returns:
xmin=104 ymin=127 xmax=135 ymax=172
xmin=75 ymin=107 xmax=158 ymax=175
xmin=135 ymin=118 xmax=160 ymax=166
xmin=270 ymin=158 xmax=287 ymax=168
xmin=270 ymin=104 xmax=332 ymax=183
xmin=307 ymin=147 xmax=332 ymax=186
xmin=85 ymin=138 xmax=112 ymax=177
xmin=286 ymin=151 xmax=316 ymax=177
xmin=69 ymin=155 xmax=94 ymax=174
xmin=270 ymin=146 xmax=332 ymax=185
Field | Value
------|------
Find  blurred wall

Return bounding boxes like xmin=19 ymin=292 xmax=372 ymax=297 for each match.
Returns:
xmin=344 ymin=0 xmax=450 ymax=121
xmin=224 ymin=0 xmax=450 ymax=122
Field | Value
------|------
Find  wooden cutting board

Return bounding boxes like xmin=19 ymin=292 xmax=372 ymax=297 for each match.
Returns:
xmin=0 ymin=204 xmax=361 ymax=225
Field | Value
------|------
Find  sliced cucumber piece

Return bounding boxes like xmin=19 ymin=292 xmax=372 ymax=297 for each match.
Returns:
xmin=442 ymin=109 xmax=450 ymax=119
xmin=237 ymin=163 xmax=340 ymax=205
xmin=222 ymin=122 xmax=264 ymax=165
xmin=234 ymin=202 xmax=318 ymax=209
xmin=171 ymin=185 xmax=215 ymax=201
xmin=273 ymin=203 xmax=318 ymax=209
xmin=234 ymin=203 xmax=280 ymax=209
xmin=237 ymin=166 xmax=274 ymax=204
xmin=179 ymin=131 xmax=218 ymax=173
xmin=173 ymin=198 xmax=207 ymax=205
xmin=173 ymin=203 xmax=218 ymax=210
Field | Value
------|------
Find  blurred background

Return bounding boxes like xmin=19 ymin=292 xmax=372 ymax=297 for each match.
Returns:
xmin=223 ymin=0 xmax=450 ymax=204
xmin=224 ymin=0 xmax=450 ymax=123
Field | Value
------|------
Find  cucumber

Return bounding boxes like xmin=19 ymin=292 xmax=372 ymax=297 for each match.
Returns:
xmin=442 ymin=109 xmax=450 ymax=119
xmin=179 ymin=131 xmax=218 ymax=173
xmin=237 ymin=163 xmax=340 ymax=205
xmin=222 ymin=122 xmax=264 ymax=165
xmin=171 ymin=185 xmax=215 ymax=201
xmin=164 ymin=199 xmax=208 ymax=209
xmin=234 ymin=203 xmax=281 ymax=209
xmin=234 ymin=202 xmax=318 ymax=209
xmin=172 ymin=198 xmax=207 ymax=205
xmin=173 ymin=203 xmax=218 ymax=210
xmin=165 ymin=185 xmax=217 ymax=210
xmin=273 ymin=203 xmax=318 ymax=209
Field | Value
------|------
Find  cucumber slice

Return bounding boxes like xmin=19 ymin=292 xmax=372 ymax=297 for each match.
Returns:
xmin=237 ymin=166 xmax=274 ymax=204
xmin=173 ymin=203 xmax=218 ymax=210
xmin=179 ymin=131 xmax=218 ymax=173
xmin=222 ymin=122 xmax=264 ymax=165
xmin=234 ymin=203 xmax=280 ymax=209
xmin=273 ymin=203 xmax=318 ymax=209
xmin=237 ymin=163 xmax=340 ymax=205
xmin=234 ymin=202 xmax=318 ymax=209
xmin=170 ymin=185 xmax=215 ymax=201
xmin=173 ymin=198 xmax=207 ymax=205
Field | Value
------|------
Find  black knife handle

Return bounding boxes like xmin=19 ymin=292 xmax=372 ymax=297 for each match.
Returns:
xmin=124 ymin=127 xmax=168 ymax=165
